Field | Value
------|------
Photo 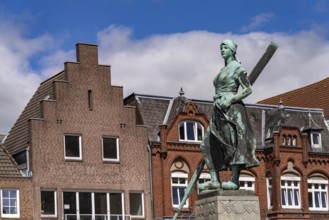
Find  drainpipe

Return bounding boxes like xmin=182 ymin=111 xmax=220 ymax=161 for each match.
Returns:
xmin=147 ymin=144 xmax=154 ymax=219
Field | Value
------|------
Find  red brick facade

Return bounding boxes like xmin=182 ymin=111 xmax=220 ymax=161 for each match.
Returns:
xmin=125 ymin=94 xmax=329 ymax=220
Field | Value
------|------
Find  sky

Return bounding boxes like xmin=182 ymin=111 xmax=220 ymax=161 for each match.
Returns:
xmin=1 ymin=0 xmax=329 ymax=134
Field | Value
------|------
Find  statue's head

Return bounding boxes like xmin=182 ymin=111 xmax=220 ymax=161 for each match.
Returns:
xmin=221 ymin=39 xmax=237 ymax=55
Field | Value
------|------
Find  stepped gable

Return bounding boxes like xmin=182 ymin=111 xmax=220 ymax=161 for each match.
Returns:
xmin=258 ymin=77 xmax=329 ymax=117
xmin=4 ymin=72 xmax=66 ymax=155
xmin=0 ymin=142 xmax=22 ymax=177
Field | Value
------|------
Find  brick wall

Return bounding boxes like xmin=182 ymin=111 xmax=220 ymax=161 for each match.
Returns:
xmin=27 ymin=44 xmax=151 ymax=220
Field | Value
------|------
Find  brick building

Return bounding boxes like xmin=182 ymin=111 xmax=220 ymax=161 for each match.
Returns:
xmin=1 ymin=42 xmax=329 ymax=220
xmin=125 ymin=92 xmax=329 ymax=220
xmin=0 ymin=136 xmax=33 ymax=220
xmin=2 ymin=43 xmax=152 ymax=220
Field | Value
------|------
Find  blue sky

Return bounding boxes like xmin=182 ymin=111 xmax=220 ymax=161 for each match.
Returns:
xmin=1 ymin=0 xmax=329 ymax=133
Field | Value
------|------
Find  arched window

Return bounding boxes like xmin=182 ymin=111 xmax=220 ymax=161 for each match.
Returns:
xmin=179 ymin=121 xmax=204 ymax=142
xmin=308 ymin=176 xmax=328 ymax=211
xmin=282 ymin=135 xmax=287 ymax=145
xmin=287 ymin=135 xmax=292 ymax=146
xmin=171 ymin=172 xmax=188 ymax=208
xmin=292 ymin=135 xmax=297 ymax=146
xmin=281 ymin=174 xmax=301 ymax=208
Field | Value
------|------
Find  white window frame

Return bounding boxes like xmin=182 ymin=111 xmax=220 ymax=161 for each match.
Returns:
xmin=311 ymin=132 xmax=322 ymax=148
xmin=129 ymin=192 xmax=144 ymax=218
xmin=41 ymin=190 xmax=57 ymax=217
xmin=63 ymin=191 xmax=124 ymax=220
xmin=239 ymin=176 xmax=255 ymax=191
xmin=281 ymin=175 xmax=301 ymax=209
xmin=171 ymin=172 xmax=188 ymax=208
xmin=1 ymin=189 xmax=20 ymax=218
xmin=266 ymin=177 xmax=273 ymax=209
xmin=64 ymin=135 xmax=82 ymax=160
xmin=308 ymin=178 xmax=328 ymax=211
xmin=179 ymin=121 xmax=204 ymax=142
xmin=102 ymin=137 xmax=120 ymax=162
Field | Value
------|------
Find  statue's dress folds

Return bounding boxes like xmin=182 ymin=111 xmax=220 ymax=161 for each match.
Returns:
xmin=202 ymin=60 xmax=259 ymax=171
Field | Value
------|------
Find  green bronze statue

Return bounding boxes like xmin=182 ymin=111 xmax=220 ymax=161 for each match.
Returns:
xmin=172 ymin=40 xmax=278 ymax=220
xmin=199 ymin=39 xmax=259 ymax=191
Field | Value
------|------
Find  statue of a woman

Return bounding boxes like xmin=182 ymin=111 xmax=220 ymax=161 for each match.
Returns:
xmin=199 ymin=39 xmax=259 ymax=190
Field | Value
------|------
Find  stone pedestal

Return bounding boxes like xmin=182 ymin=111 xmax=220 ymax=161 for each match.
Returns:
xmin=195 ymin=189 xmax=260 ymax=220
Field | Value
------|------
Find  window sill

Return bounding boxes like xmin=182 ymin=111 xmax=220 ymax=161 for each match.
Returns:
xmin=65 ymin=158 xmax=83 ymax=162
xmin=103 ymin=160 xmax=120 ymax=164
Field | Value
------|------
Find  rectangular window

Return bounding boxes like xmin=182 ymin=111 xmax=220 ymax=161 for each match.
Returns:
xmin=41 ymin=190 xmax=57 ymax=217
xmin=281 ymin=178 xmax=301 ymax=209
xmin=64 ymin=135 xmax=82 ymax=160
xmin=311 ymin=133 xmax=322 ymax=148
xmin=88 ymin=90 xmax=93 ymax=111
xmin=239 ymin=176 xmax=255 ymax=191
xmin=103 ymin=137 xmax=119 ymax=161
xmin=308 ymin=179 xmax=328 ymax=211
xmin=129 ymin=192 xmax=144 ymax=217
xmin=171 ymin=172 xmax=188 ymax=208
xmin=1 ymin=189 xmax=20 ymax=218
xmin=94 ymin=193 xmax=107 ymax=216
xmin=63 ymin=191 xmax=123 ymax=220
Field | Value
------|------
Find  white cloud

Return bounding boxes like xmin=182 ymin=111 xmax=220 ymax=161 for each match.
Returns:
xmin=2 ymin=23 xmax=329 ymax=135
xmin=0 ymin=16 xmax=72 ymax=135
xmin=97 ymin=25 xmax=329 ymax=106
xmin=241 ymin=13 xmax=275 ymax=33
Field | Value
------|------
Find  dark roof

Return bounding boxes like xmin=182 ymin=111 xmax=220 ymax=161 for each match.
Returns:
xmin=125 ymin=93 xmax=329 ymax=153
xmin=4 ymin=71 xmax=66 ymax=155
xmin=0 ymin=143 xmax=22 ymax=177
xmin=258 ymin=77 xmax=329 ymax=117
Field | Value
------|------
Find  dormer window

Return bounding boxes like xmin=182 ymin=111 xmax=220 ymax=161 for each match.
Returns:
xmin=179 ymin=121 xmax=204 ymax=142
xmin=311 ymin=132 xmax=322 ymax=148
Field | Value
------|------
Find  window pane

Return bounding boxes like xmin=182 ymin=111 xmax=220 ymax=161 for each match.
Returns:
xmin=315 ymin=192 xmax=320 ymax=208
xmin=281 ymin=189 xmax=286 ymax=206
xmin=313 ymin=134 xmax=319 ymax=145
xmin=79 ymin=192 xmax=92 ymax=215
xmin=321 ymin=192 xmax=327 ymax=208
xmin=103 ymin=137 xmax=118 ymax=159
xmin=110 ymin=193 xmax=122 ymax=215
xmin=197 ymin=124 xmax=203 ymax=141
xmin=178 ymin=188 xmax=185 ymax=204
xmin=172 ymin=187 xmax=179 ymax=205
xmin=186 ymin=122 xmax=195 ymax=140
xmin=95 ymin=193 xmax=107 ymax=215
xmin=287 ymin=189 xmax=293 ymax=205
xmin=294 ymin=189 xmax=299 ymax=206
xmin=41 ymin=191 xmax=55 ymax=215
xmin=63 ymin=192 xmax=77 ymax=217
xmin=179 ymin=124 xmax=185 ymax=140
xmin=65 ymin=136 xmax=80 ymax=157
xmin=2 ymin=190 xmax=18 ymax=215
xmin=308 ymin=192 xmax=313 ymax=208
xmin=130 ymin=193 xmax=143 ymax=216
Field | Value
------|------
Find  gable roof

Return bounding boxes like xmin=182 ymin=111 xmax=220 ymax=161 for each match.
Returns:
xmin=258 ymin=77 xmax=329 ymax=118
xmin=0 ymin=143 xmax=22 ymax=177
xmin=3 ymin=71 xmax=66 ymax=155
